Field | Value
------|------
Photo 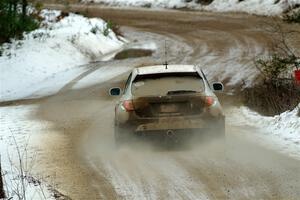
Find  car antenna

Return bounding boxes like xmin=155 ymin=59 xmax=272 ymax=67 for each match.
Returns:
xmin=164 ymin=40 xmax=168 ymax=69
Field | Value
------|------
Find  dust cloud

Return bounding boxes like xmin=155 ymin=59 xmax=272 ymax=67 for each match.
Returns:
xmin=80 ymin=100 xmax=300 ymax=200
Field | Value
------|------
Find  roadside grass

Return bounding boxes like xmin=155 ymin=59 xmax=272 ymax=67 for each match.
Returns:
xmin=242 ymin=53 xmax=300 ymax=116
xmin=76 ymin=7 xmax=124 ymax=38
xmin=241 ymin=18 xmax=300 ymax=116
xmin=103 ymin=20 xmax=123 ymax=37
xmin=1 ymin=130 xmax=71 ymax=200
xmin=110 ymin=22 xmax=123 ymax=37
xmin=242 ymin=80 xmax=300 ymax=116
xmin=114 ymin=49 xmax=153 ymax=60
xmin=284 ymin=9 xmax=300 ymax=24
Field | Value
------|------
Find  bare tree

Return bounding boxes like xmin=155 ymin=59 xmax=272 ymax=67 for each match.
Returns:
xmin=255 ymin=19 xmax=300 ymax=80
xmin=243 ymin=19 xmax=300 ymax=116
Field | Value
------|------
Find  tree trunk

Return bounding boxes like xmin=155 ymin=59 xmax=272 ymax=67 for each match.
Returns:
xmin=22 ymin=0 xmax=28 ymax=20
xmin=0 ymin=161 xmax=5 ymax=199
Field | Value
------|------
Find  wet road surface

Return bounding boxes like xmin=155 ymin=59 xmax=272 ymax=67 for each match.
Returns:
xmin=29 ymin=5 xmax=300 ymax=200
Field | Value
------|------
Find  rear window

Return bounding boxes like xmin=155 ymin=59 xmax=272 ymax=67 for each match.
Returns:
xmin=132 ymin=72 xmax=205 ymax=97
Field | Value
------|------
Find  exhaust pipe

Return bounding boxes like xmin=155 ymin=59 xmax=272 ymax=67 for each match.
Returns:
xmin=166 ymin=130 xmax=175 ymax=138
xmin=167 ymin=130 xmax=176 ymax=139
xmin=166 ymin=130 xmax=179 ymax=143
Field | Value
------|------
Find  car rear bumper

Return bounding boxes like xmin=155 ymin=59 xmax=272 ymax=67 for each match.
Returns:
xmin=135 ymin=118 xmax=209 ymax=132
xmin=135 ymin=128 xmax=204 ymax=142
xmin=117 ymin=115 xmax=225 ymax=134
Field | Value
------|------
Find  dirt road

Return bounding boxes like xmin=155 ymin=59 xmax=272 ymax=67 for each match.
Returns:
xmin=32 ymin=5 xmax=300 ymax=200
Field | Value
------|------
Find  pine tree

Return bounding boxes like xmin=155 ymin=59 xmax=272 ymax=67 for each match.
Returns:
xmin=0 ymin=0 xmax=38 ymax=43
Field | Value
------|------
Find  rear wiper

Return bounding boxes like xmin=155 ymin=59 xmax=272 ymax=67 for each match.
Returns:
xmin=167 ymin=90 xmax=197 ymax=95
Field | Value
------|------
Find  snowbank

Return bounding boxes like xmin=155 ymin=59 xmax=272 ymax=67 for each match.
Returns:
xmin=0 ymin=61 xmax=132 ymax=198
xmin=199 ymin=0 xmax=298 ymax=16
xmin=230 ymin=104 xmax=300 ymax=136
xmin=0 ymin=10 xmax=125 ymax=102
xmin=82 ymin=0 xmax=299 ymax=16
xmin=0 ymin=105 xmax=56 ymax=199
xmin=228 ymin=104 xmax=300 ymax=159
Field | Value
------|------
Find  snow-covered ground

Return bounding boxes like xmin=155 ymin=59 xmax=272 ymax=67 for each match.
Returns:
xmin=0 ymin=105 xmax=56 ymax=199
xmin=227 ymin=103 xmax=300 ymax=160
xmin=0 ymin=59 xmax=133 ymax=198
xmin=0 ymin=9 xmax=125 ymax=102
xmin=82 ymin=0 xmax=299 ymax=16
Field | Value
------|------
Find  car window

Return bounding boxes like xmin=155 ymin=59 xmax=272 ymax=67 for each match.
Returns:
xmin=132 ymin=72 xmax=205 ymax=97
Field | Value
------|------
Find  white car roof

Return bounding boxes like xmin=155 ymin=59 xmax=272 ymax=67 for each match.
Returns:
xmin=135 ymin=65 xmax=198 ymax=75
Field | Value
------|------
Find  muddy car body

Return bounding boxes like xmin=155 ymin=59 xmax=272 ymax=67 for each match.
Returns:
xmin=110 ymin=65 xmax=225 ymax=144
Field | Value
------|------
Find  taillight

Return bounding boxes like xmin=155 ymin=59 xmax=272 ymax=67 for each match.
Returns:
xmin=206 ymin=96 xmax=215 ymax=106
xmin=122 ymin=100 xmax=134 ymax=112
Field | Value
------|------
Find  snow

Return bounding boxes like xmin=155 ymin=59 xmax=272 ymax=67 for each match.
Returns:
xmin=81 ymin=0 xmax=299 ymax=16
xmin=0 ymin=105 xmax=56 ymax=200
xmin=130 ymin=41 xmax=157 ymax=51
xmin=200 ymin=0 xmax=298 ymax=16
xmin=0 ymin=9 xmax=130 ymax=198
xmin=0 ymin=9 xmax=125 ymax=102
xmin=0 ymin=60 xmax=132 ymax=198
xmin=227 ymin=103 xmax=300 ymax=159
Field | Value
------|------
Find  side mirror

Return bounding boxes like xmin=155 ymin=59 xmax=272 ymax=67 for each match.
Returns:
xmin=212 ymin=82 xmax=224 ymax=91
xmin=109 ymin=87 xmax=121 ymax=96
